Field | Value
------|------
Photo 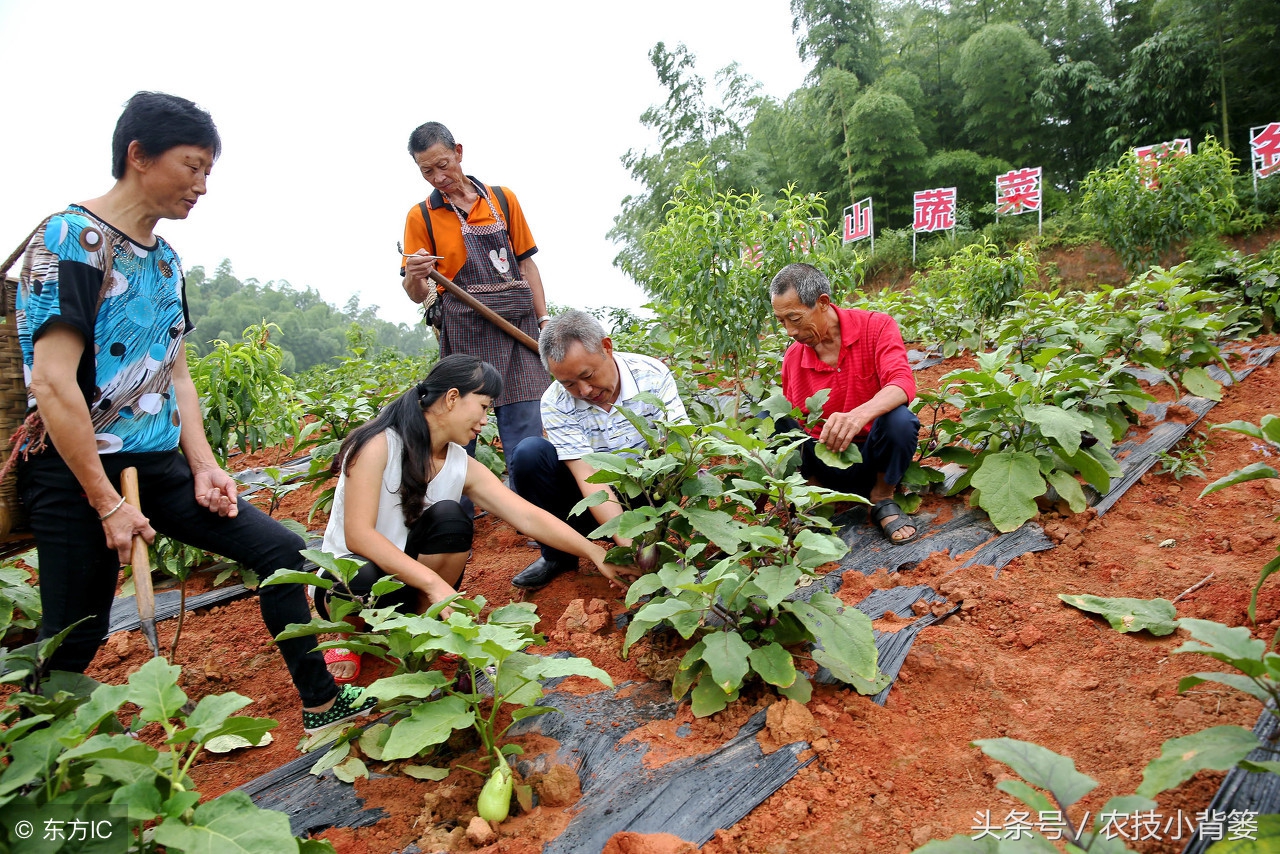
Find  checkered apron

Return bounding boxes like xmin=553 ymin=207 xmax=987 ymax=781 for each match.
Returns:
xmin=438 ymin=186 xmax=548 ymax=406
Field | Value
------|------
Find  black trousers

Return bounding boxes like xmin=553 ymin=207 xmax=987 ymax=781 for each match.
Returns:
xmin=507 ymin=437 xmax=604 ymax=564
xmin=17 ymin=450 xmax=338 ymax=708
xmin=317 ymin=499 xmax=474 ymax=617
xmin=782 ymin=404 xmax=920 ymax=498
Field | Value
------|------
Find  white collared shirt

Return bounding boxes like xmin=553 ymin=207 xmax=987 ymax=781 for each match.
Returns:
xmin=540 ymin=351 xmax=689 ymax=460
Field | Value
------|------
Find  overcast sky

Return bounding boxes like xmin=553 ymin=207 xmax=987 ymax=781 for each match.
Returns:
xmin=0 ymin=0 xmax=811 ymax=328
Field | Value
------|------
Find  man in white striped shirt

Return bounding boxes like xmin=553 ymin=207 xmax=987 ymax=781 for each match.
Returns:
xmin=507 ymin=310 xmax=688 ymax=589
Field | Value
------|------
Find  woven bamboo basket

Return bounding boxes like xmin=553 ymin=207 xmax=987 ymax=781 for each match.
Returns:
xmin=0 ymin=276 xmax=29 ymax=537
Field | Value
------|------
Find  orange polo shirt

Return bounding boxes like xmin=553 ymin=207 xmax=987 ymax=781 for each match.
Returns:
xmin=401 ymin=178 xmax=537 ymax=280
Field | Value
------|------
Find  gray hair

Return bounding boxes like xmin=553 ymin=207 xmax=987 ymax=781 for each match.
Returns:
xmin=539 ymin=310 xmax=607 ymax=372
xmin=408 ymin=122 xmax=456 ymax=157
xmin=769 ymin=262 xmax=831 ymax=308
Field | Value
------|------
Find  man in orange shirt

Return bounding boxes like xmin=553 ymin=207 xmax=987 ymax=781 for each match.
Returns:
xmin=401 ymin=122 xmax=549 ymax=459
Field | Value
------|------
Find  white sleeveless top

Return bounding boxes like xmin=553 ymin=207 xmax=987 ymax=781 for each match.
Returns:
xmin=321 ymin=429 xmax=469 ymax=560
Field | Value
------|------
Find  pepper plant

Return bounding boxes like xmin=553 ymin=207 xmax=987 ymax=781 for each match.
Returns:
xmin=265 ymin=552 xmax=610 ymax=820
xmin=1097 ymin=265 xmax=1244 ymax=401
xmin=189 ymin=321 xmax=301 ymax=466
xmin=293 ymin=327 xmax=428 ymax=519
xmin=565 ymin=393 xmax=885 ymax=716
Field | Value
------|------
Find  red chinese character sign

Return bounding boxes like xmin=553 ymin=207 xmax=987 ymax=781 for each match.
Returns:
xmin=912 ymin=187 xmax=956 ymax=263
xmin=995 ymin=167 xmax=1043 ymax=233
xmin=842 ymin=198 xmax=874 ymax=251
xmin=1251 ymin=123 xmax=1280 ymax=194
xmin=1133 ymin=138 xmax=1191 ymax=189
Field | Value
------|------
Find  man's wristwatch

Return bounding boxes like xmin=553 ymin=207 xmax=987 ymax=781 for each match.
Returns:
xmin=537 ymin=315 xmax=552 ymax=327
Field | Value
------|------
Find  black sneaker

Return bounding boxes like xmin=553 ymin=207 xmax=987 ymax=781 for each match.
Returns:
xmin=302 ymin=684 xmax=378 ymax=734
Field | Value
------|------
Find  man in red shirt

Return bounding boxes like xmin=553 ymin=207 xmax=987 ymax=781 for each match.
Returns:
xmin=770 ymin=263 xmax=921 ymax=544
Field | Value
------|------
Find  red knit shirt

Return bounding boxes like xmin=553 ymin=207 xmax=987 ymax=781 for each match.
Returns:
xmin=780 ymin=306 xmax=916 ymax=440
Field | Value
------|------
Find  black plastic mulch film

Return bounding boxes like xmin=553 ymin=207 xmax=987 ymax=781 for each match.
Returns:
xmin=130 ymin=346 xmax=1280 ymax=847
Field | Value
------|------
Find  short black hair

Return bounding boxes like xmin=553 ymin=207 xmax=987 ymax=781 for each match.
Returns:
xmin=408 ymin=122 xmax=456 ymax=157
xmin=111 ymin=92 xmax=221 ymax=179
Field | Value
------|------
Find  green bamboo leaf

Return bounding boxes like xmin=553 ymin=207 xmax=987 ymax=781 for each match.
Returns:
xmin=970 ymin=452 xmax=1046 ymax=532
xmin=1136 ymin=726 xmax=1260 ymax=798
xmin=974 ymin=737 xmax=1097 ymax=810
xmin=1057 ymin=594 xmax=1178 ymax=635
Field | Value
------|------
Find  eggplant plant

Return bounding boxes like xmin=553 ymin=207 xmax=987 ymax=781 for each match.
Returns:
xmin=0 ymin=631 xmax=323 ymax=854
xmin=916 ymin=345 xmax=1152 ymax=532
xmin=567 ymin=393 xmax=886 ymax=716
xmin=918 ymin=415 xmax=1280 ymax=853
xmin=266 ymin=554 xmax=610 ymax=821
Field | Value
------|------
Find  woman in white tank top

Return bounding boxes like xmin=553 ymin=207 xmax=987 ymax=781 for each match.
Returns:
xmin=318 ymin=356 xmax=639 ymax=672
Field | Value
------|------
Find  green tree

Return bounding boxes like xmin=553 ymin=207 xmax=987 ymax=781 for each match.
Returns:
xmin=638 ymin=162 xmax=840 ymax=406
xmin=1112 ymin=28 xmax=1216 ymax=152
xmin=882 ymin=0 xmax=969 ymax=150
xmin=953 ymin=23 xmax=1051 ymax=161
xmin=790 ymin=0 xmax=882 ymax=86
xmin=609 ymin=43 xmax=766 ymax=282
xmin=1033 ymin=60 xmax=1119 ymax=184
xmin=924 ymin=149 xmax=1014 ymax=227
xmin=867 ymin=71 xmax=938 ymax=152
xmin=845 ymin=90 xmax=928 ymax=223
xmin=1043 ymin=0 xmax=1117 ymax=70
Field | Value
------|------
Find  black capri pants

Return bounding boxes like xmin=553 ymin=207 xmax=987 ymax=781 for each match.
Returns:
xmin=317 ymin=499 xmax=473 ymax=617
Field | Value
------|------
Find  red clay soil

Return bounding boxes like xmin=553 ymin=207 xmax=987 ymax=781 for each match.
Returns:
xmin=58 ymin=333 xmax=1280 ymax=853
